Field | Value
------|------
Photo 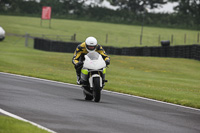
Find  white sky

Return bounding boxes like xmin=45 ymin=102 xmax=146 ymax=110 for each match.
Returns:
xmin=148 ymin=2 xmax=179 ymax=13
xmin=94 ymin=0 xmax=179 ymax=13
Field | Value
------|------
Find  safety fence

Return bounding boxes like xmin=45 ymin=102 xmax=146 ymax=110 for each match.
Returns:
xmin=29 ymin=32 xmax=200 ymax=48
xmin=34 ymin=38 xmax=200 ymax=61
xmin=6 ymin=33 xmax=77 ymax=48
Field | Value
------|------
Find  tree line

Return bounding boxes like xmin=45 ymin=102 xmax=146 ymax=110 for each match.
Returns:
xmin=0 ymin=0 xmax=199 ymax=30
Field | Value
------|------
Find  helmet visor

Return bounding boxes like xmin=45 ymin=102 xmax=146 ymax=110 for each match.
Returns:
xmin=86 ymin=45 xmax=96 ymax=51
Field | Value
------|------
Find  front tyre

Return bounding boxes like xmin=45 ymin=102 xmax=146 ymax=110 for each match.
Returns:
xmin=93 ymin=77 xmax=101 ymax=102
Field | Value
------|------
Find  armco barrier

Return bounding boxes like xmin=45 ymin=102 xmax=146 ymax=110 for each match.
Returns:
xmin=34 ymin=38 xmax=200 ymax=61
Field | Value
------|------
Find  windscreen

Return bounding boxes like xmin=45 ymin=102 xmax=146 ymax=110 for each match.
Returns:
xmin=87 ymin=52 xmax=99 ymax=60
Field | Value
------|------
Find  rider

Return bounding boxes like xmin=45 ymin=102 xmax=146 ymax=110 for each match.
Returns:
xmin=72 ymin=36 xmax=110 ymax=84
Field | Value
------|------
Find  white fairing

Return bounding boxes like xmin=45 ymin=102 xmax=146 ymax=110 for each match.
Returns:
xmin=83 ymin=52 xmax=106 ymax=88
xmin=83 ymin=52 xmax=106 ymax=70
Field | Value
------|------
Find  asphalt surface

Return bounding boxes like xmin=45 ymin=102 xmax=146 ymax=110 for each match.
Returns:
xmin=0 ymin=72 xmax=200 ymax=133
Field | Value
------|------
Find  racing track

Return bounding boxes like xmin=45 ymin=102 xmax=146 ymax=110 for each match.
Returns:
xmin=0 ymin=72 xmax=200 ymax=133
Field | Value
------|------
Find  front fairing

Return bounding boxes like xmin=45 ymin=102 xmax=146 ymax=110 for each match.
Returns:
xmin=83 ymin=52 xmax=106 ymax=70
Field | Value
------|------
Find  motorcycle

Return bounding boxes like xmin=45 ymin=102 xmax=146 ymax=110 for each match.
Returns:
xmin=80 ymin=51 xmax=107 ymax=102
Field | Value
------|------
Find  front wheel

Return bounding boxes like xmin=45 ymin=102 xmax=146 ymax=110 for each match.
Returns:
xmin=93 ymin=77 xmax=101 ymax=102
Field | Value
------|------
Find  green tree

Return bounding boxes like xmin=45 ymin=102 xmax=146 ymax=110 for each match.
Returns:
xmin=19 ymin=0 xmax=40 ymax=14
xmin=169 ymin=0 xmax=200 ymax=24
xmin=0 ymin=0 xmax=22 ymax=13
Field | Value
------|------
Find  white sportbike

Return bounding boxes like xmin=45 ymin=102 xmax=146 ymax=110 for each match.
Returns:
xmin=80 ymin=51 xmax=107 ymax=102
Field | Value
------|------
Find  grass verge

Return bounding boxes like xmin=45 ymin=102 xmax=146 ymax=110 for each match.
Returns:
xmin=0 ymin=115 xmax=49 ymax=133
xmin=0 ymin=15 xmax=200 ymax=47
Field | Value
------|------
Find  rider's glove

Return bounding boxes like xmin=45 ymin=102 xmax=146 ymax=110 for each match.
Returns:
xmin=75 ymin=61 xmax=83 ymax=69
xmin=105 ymin=60 xmax=110 ymax=66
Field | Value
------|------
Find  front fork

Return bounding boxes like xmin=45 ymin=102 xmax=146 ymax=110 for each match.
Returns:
xmin=81 ymin=68 xmax=107 ymax=88
xmin=89 ymin=74 xmax=103 ymax=88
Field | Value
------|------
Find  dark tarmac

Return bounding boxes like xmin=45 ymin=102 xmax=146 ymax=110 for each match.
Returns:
xmin=0 ymin=73 xmax=200 ymax=133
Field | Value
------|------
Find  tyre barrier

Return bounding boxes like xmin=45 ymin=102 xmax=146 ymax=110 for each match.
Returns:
xmin=34 ymin=38 xmax=200 ymax=61
xmin=161 ymin=40 xmax=170 ymax=47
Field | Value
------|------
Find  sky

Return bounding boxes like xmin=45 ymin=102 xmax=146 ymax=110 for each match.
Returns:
xmin=147 ymin=2 xmax=179 ymax=13
xmin=89 ymin=0 xmax=179 ymax=13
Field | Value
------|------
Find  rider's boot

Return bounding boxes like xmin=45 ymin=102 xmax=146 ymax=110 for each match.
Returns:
xmin=76 ymin=74 xmax=81 ymax=85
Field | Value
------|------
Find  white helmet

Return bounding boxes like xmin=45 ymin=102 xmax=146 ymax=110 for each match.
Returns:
xmin=0 ymin=26 xmax=5 ymax=41
xmin=85 ymin=36 xmax=97 ymax=52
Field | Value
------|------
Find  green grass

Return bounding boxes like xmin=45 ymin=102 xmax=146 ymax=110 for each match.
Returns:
xmin=107 ymin=56 xmax=200 ymax=108
xmin=0 ymin=15 xmax=200 ymax=47
xmin=0 ymin=115 xmax=49 ymax=133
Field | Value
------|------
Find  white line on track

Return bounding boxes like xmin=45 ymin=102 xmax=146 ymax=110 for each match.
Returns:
xmin=0 ymin=71 xmax=199 ymax=130
xmin=104 ymin=90 xmax=200 ymax=112
xmin=0 ymin=108 xmax=56 ymax=133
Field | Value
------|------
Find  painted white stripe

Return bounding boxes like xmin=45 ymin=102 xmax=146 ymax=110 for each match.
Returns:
xmin=103 ymin=90 xmax=200 ymax=112
xmin=0 ymin=108 xmax=57 ymax=133
xmin=0 ymin=72 xmax=80 ymax=88
xmin=0 ymin=72 xmax=200 ymax=112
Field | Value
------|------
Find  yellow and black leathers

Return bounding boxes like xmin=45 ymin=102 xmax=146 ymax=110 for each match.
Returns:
xmin=72 ymin=42 xmax=110 ymax=66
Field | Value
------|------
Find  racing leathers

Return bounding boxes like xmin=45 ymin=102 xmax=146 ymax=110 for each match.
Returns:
xmin=72 ymin=42 xmax=110 ymax=84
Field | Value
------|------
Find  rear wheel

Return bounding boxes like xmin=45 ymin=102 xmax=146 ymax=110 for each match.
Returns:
xmin=93 ymin=77 xmax=101 ymax=102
